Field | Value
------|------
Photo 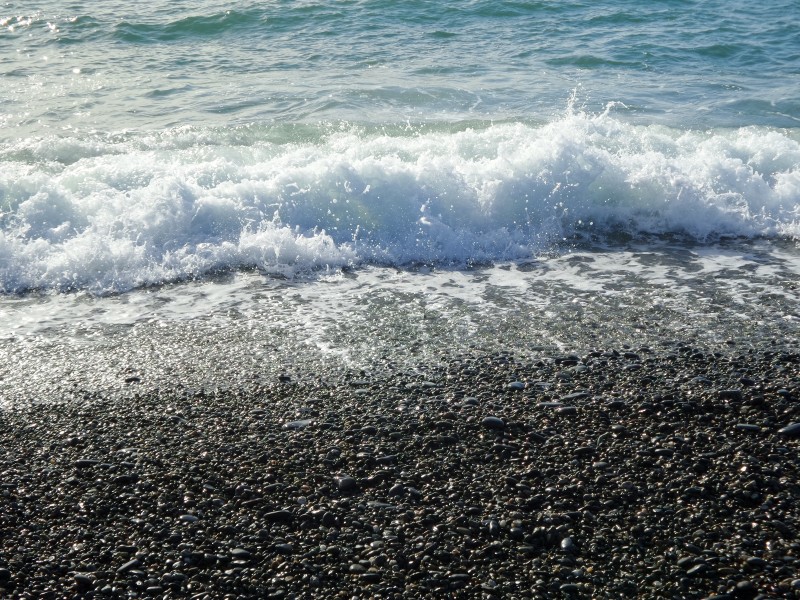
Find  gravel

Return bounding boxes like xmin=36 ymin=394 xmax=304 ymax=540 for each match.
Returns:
xmin=0 ymin=344 xmax=798 ymax=598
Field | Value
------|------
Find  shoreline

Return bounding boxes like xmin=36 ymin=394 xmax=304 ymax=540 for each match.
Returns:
xmin=1 ymin=343 xmax=799 ymax=598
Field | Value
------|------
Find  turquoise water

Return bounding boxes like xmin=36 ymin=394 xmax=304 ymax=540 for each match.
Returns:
xmin=3 ymin=0 xmax=799 ymax=135
xmin=0 ymin=0 xmax=799 ymax=293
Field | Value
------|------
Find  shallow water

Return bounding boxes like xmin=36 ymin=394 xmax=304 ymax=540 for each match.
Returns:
xmin=2 ymin=239 xmax=797 ymax=405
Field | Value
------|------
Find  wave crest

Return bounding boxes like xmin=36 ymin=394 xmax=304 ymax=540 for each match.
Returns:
xmin=1 ymin=110 xmax=798 ymax=293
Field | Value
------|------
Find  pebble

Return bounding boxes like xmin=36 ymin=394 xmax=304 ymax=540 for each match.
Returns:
xmin=335 ymin=474 xmax=358 ymax=492
xmin=481 ymin=416 xmax=505 ymax=430
xmin=348 ymin=564 xmax=367 ymax=573
xmin=507 ymin=381 xmax=526 ymax=390
xmin=560 ymin=392 xmax=589 ymax=402
xmin=745 ymin=556 xmax=767 ymax=569
xmin=734 ymin=580 xmax=757 ymax=596
xmin=537 ymin=401 xmax=563 ymax=408
xmin=778 ymin=423 xmax=800 ymax=437
xmin=265 ymin=510 xmax=294 ymax=523
xmin=116 ymin=559 xmax=141 ymax=573
xmin=735 ymin=423 xmax=761 ymax=433
xmin=284 ymin=419 xmax=313 ymax=430
xmin=178 ymin=514 xmax=199 ymax=523
xmin=718 ymin=388 xmax=744 ymax=401
xmin=686 ymin=564 xmax=707 ymax=577
xmin=560 ymin=537 xmax=578 ymax=554
xmin=74 ymin=573 xmax=94 ymax=587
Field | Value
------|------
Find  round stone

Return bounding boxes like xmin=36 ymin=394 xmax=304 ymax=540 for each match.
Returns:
xmin=335 ymin=475 xmax=358 ymax=492
xmin=481 ymin=416 xmax=505 ymax=430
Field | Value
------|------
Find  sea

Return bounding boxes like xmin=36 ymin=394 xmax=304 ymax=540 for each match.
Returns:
xmin=1 ymin=0 xmax=798 ymax=403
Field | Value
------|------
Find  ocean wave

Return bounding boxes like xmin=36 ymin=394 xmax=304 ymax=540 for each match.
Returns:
xmin=1 ymin=109 xmax=798 ymax=294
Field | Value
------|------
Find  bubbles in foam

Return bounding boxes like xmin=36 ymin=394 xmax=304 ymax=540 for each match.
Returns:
xmin=1 ymin=109 xmax=798 ymax=294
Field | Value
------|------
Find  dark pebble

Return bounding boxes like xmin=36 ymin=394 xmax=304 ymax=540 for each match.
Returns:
xmin=560 ymin=537 xmax=578 ymax=554
xmin=274 ymin=543 xmax=293 ymax=554
xmin=481 ymin=416 xmax=505 ymax=430
xmin=265 ymin=510 xmax=293 ymax=523
xmin=560 ymin=583 xmax=580 ymax=594
xmin=778 ymin=423 xmax=800 ymax=437
xmin=335 ymin=474 xmax=358 ymax=492
xmin=686 ymin=564 xmax=708 ymax=577
xmin=745 ymin=556 xmax=767 ymax=569
xmin=560 ymin=392 xmax=589 ymax=401
xmin=734 ymin=580 xmax=758 ymax=598
xmin=348 ymin=564 xmax=366 ymax=573
xmin=116 ymin=559 xmax=141 ymax=573
xmin=74 ymin=573 xmax=94 ymax=587
xmin=735 ymin=423 xmax=761 ymax=433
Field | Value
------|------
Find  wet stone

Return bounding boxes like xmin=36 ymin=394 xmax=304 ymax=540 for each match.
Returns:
xmin=74 ymin=573 xmax=94 ymax=587
xmin=560 ymin=583 xmax=580 ymax=594
xmin=686 ymin=564 xmax=708 ymax=577
xmin=481 ymin=416 xmax=505 ymax=430
xmin=735 ymin=423 xmax=761 ymax=433
xmin=116 ymin=559 xmax=141 ymax=574
xmin=335 ymin=475 xmax=358 ymax=492
xmin=560 ymin=537 xmax=578 ymax=554
xmin=560 ymin=392 xmax=589 ymax=402
xmin=348 ymin=564 xmax=367 ymax=573
xmin=537 ymin=401 xmax=563 ymax=408
xmin=745 ymin=556 xmax=767 ymax=569
xmin=778 ymin=423 xmax=800 ymax=437
xmin=265 ymin=510 xmax=294 ymax=523
xmin=719 ymin=389 xmax=744 ymax=401
xmin=178 ymin=514 xmax=199 ymax=523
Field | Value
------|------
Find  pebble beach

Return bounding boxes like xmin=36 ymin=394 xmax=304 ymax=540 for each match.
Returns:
xmin=2 ymin=0 xmax=800 ymax=598
xmin=2 ymin=341 xmax=799 ymax=598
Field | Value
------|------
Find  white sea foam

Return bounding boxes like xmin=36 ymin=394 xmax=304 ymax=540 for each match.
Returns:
xmin=1 ymin=109 xmax=798 ymax=293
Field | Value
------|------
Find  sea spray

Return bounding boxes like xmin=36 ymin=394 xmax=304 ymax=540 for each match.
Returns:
xmin=1 ymin=109 xmax=798 ymax=294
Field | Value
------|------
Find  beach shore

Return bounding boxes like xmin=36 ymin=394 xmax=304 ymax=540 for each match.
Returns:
xmin=1 ymin=342 xmax=798 ymax=598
